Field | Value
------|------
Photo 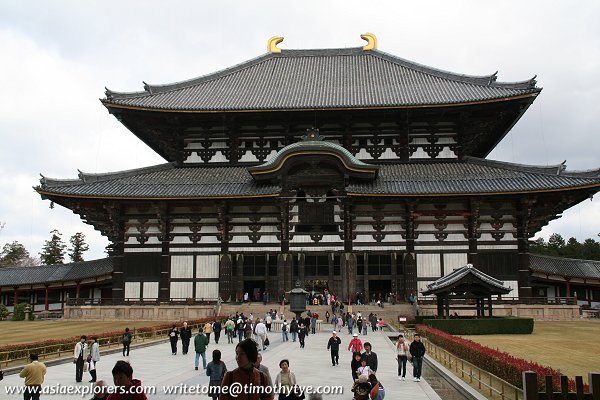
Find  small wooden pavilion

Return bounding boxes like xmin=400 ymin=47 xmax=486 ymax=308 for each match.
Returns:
xmin=421 ymin=264 xmax=511 ymax=318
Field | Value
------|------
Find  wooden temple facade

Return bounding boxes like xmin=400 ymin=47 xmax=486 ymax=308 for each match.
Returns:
xmin=35 ymin=35 xmax=600 ymax=304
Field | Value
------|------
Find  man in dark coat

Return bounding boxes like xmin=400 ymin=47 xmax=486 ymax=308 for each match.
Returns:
xmin=326 ymin=331 xmax=342 ymax=366
xmin=409 ymin=333 xmax=426 ymax=381
xmin=180 ymin=321 xmax=192 ymax=355
xmin=361 ymin=342 xmax=378 ymax=373
xmin=212 ymin=320 xmax=222 ymax=344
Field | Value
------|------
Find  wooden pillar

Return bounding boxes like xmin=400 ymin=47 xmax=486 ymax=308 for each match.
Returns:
xmin=517 ymin=198 xmax=534 ymax=298
xmin=44 ymin=285 xmax=49 ymax=311
xmin=343 ymin=200 xmax=353 ymax=253
xmin=13 ymin=287 xmax=18 ymax=308
xmin=436 ymin=295 xmax=443 ymax=318
xmin=75 ymin=282 xmax=81 ymax=300
xmin=219 ymin=254 xmax=233 ymax=301
xmin=280 ymin=200 xmax=290 ymax=253
xmin=488 ymin=295 xmax=493 ymax=317
xmin=566 ymin=281 xmax=571 ymax=298
xmin=403 ymin=202 xmax=417 ymax=301
xmin=158 ymin=205 xmax=172 ymax=302
xmin=467 ymin=200 xmax=480 ymax=266
xmin=278 ymin=253 xmax=293 ymax=296
xmin=342 ymin=253 xmax=357 ymax=303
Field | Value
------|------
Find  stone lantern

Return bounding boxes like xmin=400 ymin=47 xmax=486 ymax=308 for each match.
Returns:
xmin=286 ymin=280 xmax=309 ymax=321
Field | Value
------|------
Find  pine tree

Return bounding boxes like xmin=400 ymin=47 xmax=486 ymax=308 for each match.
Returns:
xmin=0 ymin=241 xmax=30 ymax=267
xmin=39 ymin=229 xmax=66 ymax=265
xmin=68 ymin=232 xmax=89 ymax=262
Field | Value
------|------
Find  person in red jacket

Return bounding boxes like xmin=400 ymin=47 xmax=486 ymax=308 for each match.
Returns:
xmin=107 ymin=360 xmax=147 ymax=400
xmin=347 ymin=333 xmax=363 ymax=353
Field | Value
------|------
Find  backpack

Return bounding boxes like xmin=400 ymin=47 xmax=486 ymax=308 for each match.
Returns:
xmin=122 ymin=333 xmax=131 ymax=344
xmin=282 ymin=323 xmax=287 ymax=332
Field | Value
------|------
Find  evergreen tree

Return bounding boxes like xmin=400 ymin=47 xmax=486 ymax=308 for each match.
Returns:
xmin=68 ymin=232 xmax=89 ymax=262
xmin=39 ymin=229 xmax=66 ymax=265
xmin=0 ymin=241 xmax=30 ymax=267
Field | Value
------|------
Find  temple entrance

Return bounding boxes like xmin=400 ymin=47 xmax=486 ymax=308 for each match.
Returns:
xmin=368 ymin=280 xmax=391 ymax=303
xmin=243 ymin=281 xmax=265 ymax=302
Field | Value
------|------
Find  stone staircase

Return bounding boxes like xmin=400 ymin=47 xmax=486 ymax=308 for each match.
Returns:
xmin=219 ymin=302 xmax=415 ymax=324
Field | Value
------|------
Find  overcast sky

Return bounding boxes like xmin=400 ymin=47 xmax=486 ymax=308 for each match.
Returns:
xmin=0 ymin=1 xmax=599 ymax=262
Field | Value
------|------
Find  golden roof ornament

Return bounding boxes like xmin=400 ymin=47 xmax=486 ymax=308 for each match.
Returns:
xmin=361 ymin=32 xmax=377 ymax=51
xmin=267 ymin=36 xmax=284 ymax=53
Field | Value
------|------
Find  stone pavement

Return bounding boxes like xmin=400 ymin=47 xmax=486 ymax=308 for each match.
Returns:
xmin=1 ymin=327 xmax=442 ymax=399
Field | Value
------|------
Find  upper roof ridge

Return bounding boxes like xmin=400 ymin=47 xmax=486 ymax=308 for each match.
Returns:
xmin=103 ymin=46 xmax=540 ymax=102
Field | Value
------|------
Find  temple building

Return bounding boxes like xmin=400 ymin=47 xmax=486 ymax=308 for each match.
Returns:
xmin=31 ymin=34 xmax=600 ymax=306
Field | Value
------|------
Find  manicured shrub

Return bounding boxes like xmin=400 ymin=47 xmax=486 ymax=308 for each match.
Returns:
xmin=11 ymin=303 xmax=29 ymax=321
xmin=425 ymin=316 xmax=534 ymax=335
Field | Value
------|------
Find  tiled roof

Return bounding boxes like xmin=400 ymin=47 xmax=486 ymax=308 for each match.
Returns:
xmin=37 ymin=158 xmax=600 ymax=199
xmin=0 ymin=258 xmax=113 ymax=287
xmin=102 ymin=47 xmax=539 ymax=111
xmin=530 ymin=254 xmax=600 ymax=280
xmin=422 ymin=264 xmax=512 ymax=295
xmin=347 ymin=157 xmax=600 ymax=195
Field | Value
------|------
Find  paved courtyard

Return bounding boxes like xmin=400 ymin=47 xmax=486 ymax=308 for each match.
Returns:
xmin=2 ymin=327 xmax=442 ymax=399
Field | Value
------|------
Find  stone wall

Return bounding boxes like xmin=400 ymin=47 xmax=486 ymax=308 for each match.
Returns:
xmin=418 ymin=304 xmax=580 ymax=319
xmin=63 ymin=305 xmax=215 ymax=321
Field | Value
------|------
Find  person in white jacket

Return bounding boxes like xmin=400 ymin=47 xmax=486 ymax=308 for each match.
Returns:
xmin=254 ymin=319 xmax=268 ymax=350
xmin=73 ymin=335 xmax=88 ymax=382
xmin=88 ymin=336 xmax=100 ymax=382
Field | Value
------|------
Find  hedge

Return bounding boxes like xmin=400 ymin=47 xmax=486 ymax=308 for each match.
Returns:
xmin=424 ymin=316 xmax=534 ymax=335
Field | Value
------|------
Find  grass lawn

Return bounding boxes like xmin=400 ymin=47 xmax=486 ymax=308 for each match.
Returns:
xmin=0 ymin=320 xmax=170 ymax=346
xmin=461 ymin=320 xmax=600 ymax=384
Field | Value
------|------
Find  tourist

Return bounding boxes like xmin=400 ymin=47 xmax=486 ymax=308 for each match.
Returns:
xmin=368 ymin=373 xmax=385 ymax=400
xmin=213 ymin=319 xmax=222 ymax=344
xmin=356 ymin=358 xmax=372 ymax=378
xmin=377 ymin=318 xmax=385 ymax=331
xmin=346 ymin=314 xmax=354 ymax=335
xmin=362 ymin=320 xmax=368 ymax=336
xmin=325 ymin=311 xmax=330 ymax=323
xmin=361 ymin=342 xmax=378 ymax=373
xmin=281 ymin=319 xmax=289 ymax=342
xmin=107 ymin=360 xmax=147 ymax=400
xmin=244 ymin=319 xmax=253 ymax=339
xmin=326 ymin=331 xmax=341 ymax=366
xmin=409 ymin=333 xmax=426 ymax=382
xmin=121 ymin=328 xmax=132 ymax=357
xmin=351 ymin=374 xmax=371 ymax=400
xmin=395 ymin=335 xmax=409 ymax=380
xmin=310 ymin=315 xmax=317 ymax=335
xmin=289 ymin=318 xmax=298 ymax=342
xmin=266 ymin=313 xmax=272 ymax=332
xmin=206 ymin=349 xmax=227 ymax=399
xmin=194 ymin=327 xmax=209 ymax=370
xmin=336 ymin=315 xmax=343 ymax=332
xmin=356 ymin=316 xmax=363 ymax=335
xmin=74 ymin=335 xmax=88 ymax=382
xmin=255 ymin=353 xmax=273 ymax=386
xmin=236 ymin=318 xmax=245 ymax=342
xmin=225 ymin=318 xmax=235 ymax=344
xmin=244 ymin=292 xmax=249 ymax=303
xmin=219 ymin=338 xmax=273 ymax=400
xmin=88 ymin=336 xmax=100 ymax=383
xmin=255 ymin=319 xmax=268 ymax=350
xmin=89 ymin=380 xmax=108 ymax=400
xmin=274 ymin=359 xmax=299 ymax=400
xmin=347 ymin=333 xmax=363 ymax=353
xmin=408 ymin=292 xmax=415 ymax=306
xmin=181 ymin=321 xmax=192 ymax=355
xmin=168 ymin=325 xmax=179 ymax=355
xmin=350 ymin=352 xmax=362 ymax=382
xmin=297 ymin=323 xmax=306 ymax=348
xmin=19 ymin=353 xmax=46 ymax=400
xmin=204 ymin=320 xmax=214 ymax=344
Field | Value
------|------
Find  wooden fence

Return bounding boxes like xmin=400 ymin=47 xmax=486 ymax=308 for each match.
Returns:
xmin=523 ymin=371 xmax=600 ymax=400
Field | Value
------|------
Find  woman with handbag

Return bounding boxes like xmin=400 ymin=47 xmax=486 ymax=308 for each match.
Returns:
xmin=395 ymin=335 xmax=409 ymax=380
